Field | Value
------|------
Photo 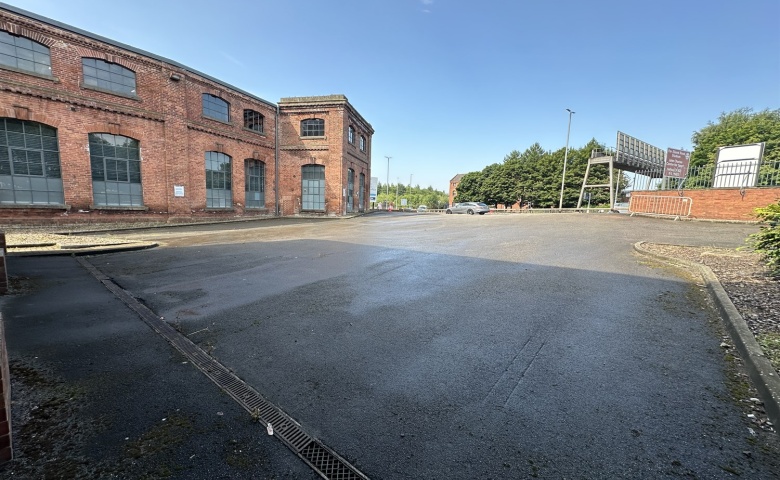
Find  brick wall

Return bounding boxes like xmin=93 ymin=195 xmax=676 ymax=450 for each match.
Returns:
xmin=0 ymin=6 xmax=371 ymax=223
xmin=630 ymin=187 xmax=780 ymax=221
xmin=277 ymin=96 xmax=373 ymax=216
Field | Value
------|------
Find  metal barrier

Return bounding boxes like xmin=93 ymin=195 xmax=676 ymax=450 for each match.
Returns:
xmin=629 ymin=195 xmax=692 ymax=219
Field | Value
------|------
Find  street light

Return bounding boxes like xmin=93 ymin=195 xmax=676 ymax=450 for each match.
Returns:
xmin=558 ymin=108 xmax=575 ymax=210
xmin=384 ymin=156 xmax=391 ymax=209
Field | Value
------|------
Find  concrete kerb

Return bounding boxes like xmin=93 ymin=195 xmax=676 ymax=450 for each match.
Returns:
xmin=6 ymin=241 xmax=159 ymax=257
xmin=634 ymin=241 xmax=780 ymax=430
xmin=2 ymin=213 xmax=375 ymax=256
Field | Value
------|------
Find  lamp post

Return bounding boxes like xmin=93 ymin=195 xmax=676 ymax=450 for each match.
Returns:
xmin=558 ymin=108 xmax=575 ymax=210
xmin=384 ymin=156 xmax=391 ymax=209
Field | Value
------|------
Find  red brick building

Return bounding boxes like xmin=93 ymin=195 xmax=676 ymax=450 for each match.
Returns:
xmin=0 ymin=4 xmax=373 ymax=224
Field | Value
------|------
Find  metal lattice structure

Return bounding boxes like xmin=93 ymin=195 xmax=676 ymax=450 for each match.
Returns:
xmin=577 ymin=132 xmax=665 ymax=209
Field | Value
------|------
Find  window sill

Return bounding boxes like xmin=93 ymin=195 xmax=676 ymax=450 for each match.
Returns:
xmin=300 ymin=135 xmax=326 ymax=140
xmin=90 ymin=205 xmax=149 ymax=211
xmin=242 ymin=127 xmax=266 ymax=136
xmin=205 ymin=208 xmax=235 ymax=212
xmin=81 ymin=83 xmax=140 ymax=101
xmin=0 ymin=64 xmax=59 ymax=82
xmin=0 ymin=203 xmax=69 ymax=209
xmin=202 ymin=115 xmax=232 ymax=126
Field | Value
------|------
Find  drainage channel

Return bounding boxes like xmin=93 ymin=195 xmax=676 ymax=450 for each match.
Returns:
xmin=77 ymin=257 xmax=370 ymax=480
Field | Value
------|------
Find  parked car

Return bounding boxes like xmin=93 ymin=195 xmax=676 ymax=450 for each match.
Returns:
xmin=417 ymin=205 xmax=428 ymax=213
xmin=445 ymin=202 xmax=490 ymax=215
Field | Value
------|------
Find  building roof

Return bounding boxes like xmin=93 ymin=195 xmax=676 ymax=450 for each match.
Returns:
xmin=0 ymin=2 xmax=277 ymax=108
xmin=279 ymin=95 xmax=373 ymax=134
xmin=450 ymin=174 xmax=465 ymax=183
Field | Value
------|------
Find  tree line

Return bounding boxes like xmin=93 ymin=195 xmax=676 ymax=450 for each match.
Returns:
xmin=454 ymin=108 xmax=780 ymax=208
xmin=374 ymin=184 xmax=449 ymax=209
xmin=455 ymin=139 xmax=624 ymax=208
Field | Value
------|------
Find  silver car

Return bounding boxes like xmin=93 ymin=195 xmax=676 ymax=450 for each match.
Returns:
xmin=445 ymin=202 xmax=490 ymax=215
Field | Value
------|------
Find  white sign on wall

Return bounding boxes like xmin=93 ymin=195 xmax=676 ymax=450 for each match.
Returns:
xmin=174 ymin=185 xmax=185 ymax=197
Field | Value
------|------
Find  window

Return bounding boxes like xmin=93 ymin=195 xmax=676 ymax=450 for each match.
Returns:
xmin=245 ymin=160 xmax=265 ymax=208
xmin=205 ymin=151 xmax=232 ymax=208
xmin=203 ymin=94 xmax=230 ymax=122
xmin=301 ymin=164 xmax=325 ymax=211
xmin=82 ymin=58 xmax=136 ymax=96
xmin=348 ymin=126 xmax=355 ymax=144
xmin=89 ymin=133 xmax=143 ymax=207
xmin=0 ymin=31 xmax=51 ymax=76
xmin=360 ymin=135 xmax=366 ymax=152
xmin=243 ymin=109 xmax=264 ymax=133
xmin=301 ymin=118 xmax=324 ymax=137
xmin=0 ymin=118 xmax=63 ymax=205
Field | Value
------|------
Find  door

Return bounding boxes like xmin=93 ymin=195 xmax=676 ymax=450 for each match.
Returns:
xmin=301 ymin=164 xmax=325 ymax=211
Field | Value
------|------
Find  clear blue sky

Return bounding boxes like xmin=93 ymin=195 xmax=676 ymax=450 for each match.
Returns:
xmin=5 ymin=0 xmax=779 ymax=192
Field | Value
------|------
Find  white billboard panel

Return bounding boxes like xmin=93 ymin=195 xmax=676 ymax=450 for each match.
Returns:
xmin=713 ymin=143 xmax=765 ymax=188
xmin=370 ymin=176 xmax=378 ymax=197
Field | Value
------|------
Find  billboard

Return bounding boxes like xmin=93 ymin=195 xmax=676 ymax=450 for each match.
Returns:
xmin=713 ymin=143 xmax=765 ymax=188
xmin=664 ymin=148 xmax=691 ymax=179
xmin=615 ymin=132 xmax=665 ymax=175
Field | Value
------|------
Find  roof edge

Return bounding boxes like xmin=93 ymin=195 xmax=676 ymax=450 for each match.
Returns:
xmin=0 ymin=2 xmax=277 ymax=109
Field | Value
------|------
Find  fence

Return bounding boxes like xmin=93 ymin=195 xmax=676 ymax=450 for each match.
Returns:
xmin=632 ymin=158 xmax=780 ymax=190
xmin=629 ymin=195 xmax=692 ymax=219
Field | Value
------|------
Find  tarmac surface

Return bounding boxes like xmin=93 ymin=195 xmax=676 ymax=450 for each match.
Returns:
xmin=2 ymin=212 xmax=779 ymax=479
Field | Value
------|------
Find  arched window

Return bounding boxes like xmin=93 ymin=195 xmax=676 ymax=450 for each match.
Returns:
xmin=203 ymin=94 xmax=230 ymax=122
xmin=82 ymin=58 xmax=136 ymax=96
xmin=360 ymin=135 xmax=366 ymax=152
xmin=205 ymin=151 xmax=232 ymax=208
xmin=301 ymin=164 xmax=325 ymax=211
xmin=0 ymin=31 xmax=51 ymax=76
xmin=301 ymin=118 xmax=324 ymax=137
xmin=243 ymin=109 xmax=264 ymax=133
xmin=348 ymin=126 xmax=355 ymax=144
xmin=89 ymin=133 xmax=142 ymax=206
xmin=0 ymin=118 xmax=63 ymax=205
xmin=245 ymin=159 xmax=265 ymax=208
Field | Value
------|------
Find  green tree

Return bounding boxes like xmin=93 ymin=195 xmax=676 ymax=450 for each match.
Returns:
xmin=453 ymin=171 xmax=484 ymax=203
xmin=691 ymin=108 xmax=780 ymax=167
xmin=684 ymin=108 xmax=780 ymax=189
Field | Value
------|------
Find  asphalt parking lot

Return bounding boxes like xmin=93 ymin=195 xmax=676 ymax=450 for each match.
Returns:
xmin=2 ymin=213 xmax=780 ymax=478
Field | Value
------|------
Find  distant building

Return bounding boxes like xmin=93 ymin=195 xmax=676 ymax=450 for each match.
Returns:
xmin=449 ymin=174 xmax=464 ymax=206
xmin=0 ymin=4 xmax=372 ymax=223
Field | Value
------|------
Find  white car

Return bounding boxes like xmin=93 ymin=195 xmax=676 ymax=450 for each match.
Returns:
xmin=445 ymin=202 xmax=490 ymax=215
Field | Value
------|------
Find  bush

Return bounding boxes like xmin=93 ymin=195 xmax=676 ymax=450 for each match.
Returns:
xmin=748 ymin=202 xmax=780 ymax=275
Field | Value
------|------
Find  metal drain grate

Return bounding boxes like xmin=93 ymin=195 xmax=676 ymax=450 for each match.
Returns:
xmin=301 ymin=442 xmax=366 ymax=480
xmin=77 ymin=257 xmax=369 ymax=480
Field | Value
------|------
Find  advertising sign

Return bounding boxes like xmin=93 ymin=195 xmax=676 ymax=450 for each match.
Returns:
xmin=370 ymin=176 xmax=378 ymax=196
xmin=615 ymin=131 xmax=665 ymax=175
xmin=713 ymin=143 xmax=765 ymax=188
xmin=663 ymin=148 xmax=691 ymax=179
